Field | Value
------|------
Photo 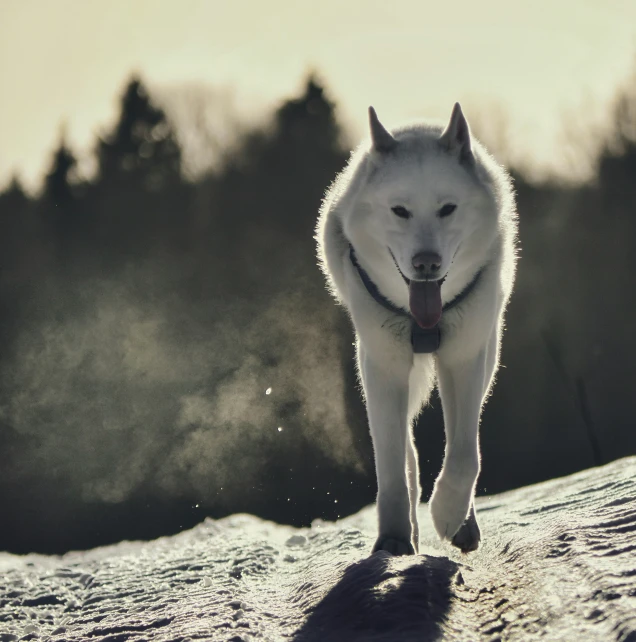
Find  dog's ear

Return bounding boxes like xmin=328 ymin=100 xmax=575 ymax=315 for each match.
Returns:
xmin=439 ymin=102 xmax=474 ymax=165
xmin=369 ymin=106 xmax=396 ymax=153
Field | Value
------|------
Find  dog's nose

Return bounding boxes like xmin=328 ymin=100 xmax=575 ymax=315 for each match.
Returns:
xmin=411 ymin=251 xmax=442 ymax=277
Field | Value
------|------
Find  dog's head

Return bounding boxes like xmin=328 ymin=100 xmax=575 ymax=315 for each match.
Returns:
xmin=346 ymin=104 xmax=499 ymax=286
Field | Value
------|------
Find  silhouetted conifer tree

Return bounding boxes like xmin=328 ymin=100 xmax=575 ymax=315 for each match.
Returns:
xmin=208 ymin=76 xmax=347 ymax=292
xmin=275 ymin=77 xmax=343 ymax=156
xmin=598 ymin=86 xmax=636 ymax=206
xmin=40 ymin=136 xmax=87 ymax=259
xmin=97 ymin=77 xmax=181 ymax=190
xmin=0 ymin=176 xmax=29 ymax=213
xmin=0 ymin=176 xmax=32 ymax=272
xmin=86 ymin=76 xmax=189 ymax=259
xmin=43 ymin=140 xmax=76 ymax=208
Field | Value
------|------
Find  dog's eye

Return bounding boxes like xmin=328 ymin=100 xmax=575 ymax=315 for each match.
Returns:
xmin=391 ymin=206 xmax=411 ymax=219
xmin=439 ymin=203 xmax=457 ymax=217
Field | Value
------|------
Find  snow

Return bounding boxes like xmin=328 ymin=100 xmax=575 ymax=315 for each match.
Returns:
xmin=1 ymin=457 xmax=636 ymax=641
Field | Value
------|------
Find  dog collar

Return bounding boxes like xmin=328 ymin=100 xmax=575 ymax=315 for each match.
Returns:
xmin=348 ymin=244 xmax=485 ymax=353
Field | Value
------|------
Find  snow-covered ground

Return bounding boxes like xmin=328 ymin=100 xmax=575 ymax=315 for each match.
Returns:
xmin=1 ymin=457 xmax=636 ymax=641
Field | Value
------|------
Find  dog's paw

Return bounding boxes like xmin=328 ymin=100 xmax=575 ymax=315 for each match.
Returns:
xmin=372 ymin=536 xmax=415 ymax=556
xmin=451 ymin=506 xmax=481 ymax=553
xmin=429 ymin=476 xmax=473 ymax=542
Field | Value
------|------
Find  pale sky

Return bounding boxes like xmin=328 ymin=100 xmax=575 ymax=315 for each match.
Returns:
xmin=1 ymin=0 xmax=636 ymax=189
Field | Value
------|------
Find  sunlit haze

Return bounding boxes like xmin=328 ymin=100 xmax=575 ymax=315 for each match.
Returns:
xmin=1 ymin=0 xmax=636 ymax=188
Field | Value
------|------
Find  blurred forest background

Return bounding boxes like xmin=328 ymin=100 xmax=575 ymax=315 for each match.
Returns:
xmin=1 ymin=70 xmax=636 ymax=554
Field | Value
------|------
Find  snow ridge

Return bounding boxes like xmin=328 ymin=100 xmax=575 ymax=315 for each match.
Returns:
xmin=1 ymin=457 xmax=636 ymax=641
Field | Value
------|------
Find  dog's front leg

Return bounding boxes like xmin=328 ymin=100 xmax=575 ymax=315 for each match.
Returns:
xmin=430 ymin=337 xmax=497 ymax=551
xmin=359 ymin=345 xmax=414 ymax=555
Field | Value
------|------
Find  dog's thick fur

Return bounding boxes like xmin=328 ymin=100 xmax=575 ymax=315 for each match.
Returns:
xmin=316 ymin=104 xmax=517 ymax=554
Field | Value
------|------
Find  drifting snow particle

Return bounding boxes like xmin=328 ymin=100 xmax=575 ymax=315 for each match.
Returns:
xmin=277 ymin=427 xmax=283 ymax=432
xmin=195 ymin=504 xmax=200 ymax=508
xmin=334 ymin=499 xmax=338 ymax=504
xmin=265 ymin=387 xmax=272 ymax=395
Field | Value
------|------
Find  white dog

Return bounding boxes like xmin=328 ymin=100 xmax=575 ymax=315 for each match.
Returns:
xmin=316 ymin=104 xmax=517 ymax=554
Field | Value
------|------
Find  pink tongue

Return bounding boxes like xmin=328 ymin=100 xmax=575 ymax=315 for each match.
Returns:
xmin=409 ymin=280 xmax=442 ymax=329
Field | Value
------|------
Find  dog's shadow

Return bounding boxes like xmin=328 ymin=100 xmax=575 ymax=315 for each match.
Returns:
xmin=292 ymin=551 xmax=460 ymax=642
